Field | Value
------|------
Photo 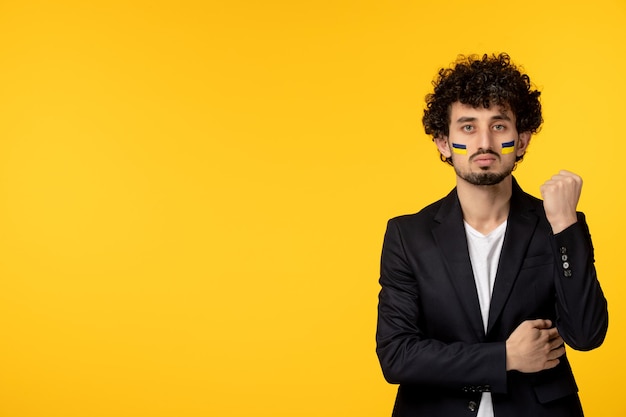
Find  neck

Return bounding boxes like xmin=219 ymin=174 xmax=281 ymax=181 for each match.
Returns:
xmin=456 ymin=175 xmax=513 ymax=235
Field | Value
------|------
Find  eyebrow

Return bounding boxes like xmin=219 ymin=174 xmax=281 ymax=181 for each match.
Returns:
xmin=454 ymin=113 xmax=512 ymax=124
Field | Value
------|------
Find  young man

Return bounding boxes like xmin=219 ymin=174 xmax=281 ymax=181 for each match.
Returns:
xmin=376 ymin=54 xmax=608 ymax=417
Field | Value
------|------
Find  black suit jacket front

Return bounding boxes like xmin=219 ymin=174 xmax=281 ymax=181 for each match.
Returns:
xmin=376 ymin=179 xmax=608 ymax=417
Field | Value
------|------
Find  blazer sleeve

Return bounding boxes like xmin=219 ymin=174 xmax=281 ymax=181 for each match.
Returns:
xmin=375 ymin=219 xmax=508 ymax=393
xmin=552 ymin=212 xmax=608 ymax=350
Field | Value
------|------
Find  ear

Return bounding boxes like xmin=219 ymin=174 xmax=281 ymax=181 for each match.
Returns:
xmin=516 ymin=132 xmax=531 ymax=157
xmin=434 ymin=136 xmax=452 ymax=158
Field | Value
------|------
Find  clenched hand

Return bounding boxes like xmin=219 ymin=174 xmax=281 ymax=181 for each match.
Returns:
xmin=506 ymin=319 xmax=565 ymax=373
xmin=540 ymin=170 xmax=582 ymax=234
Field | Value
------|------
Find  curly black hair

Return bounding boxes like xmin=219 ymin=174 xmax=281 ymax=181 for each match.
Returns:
xmin=422 ymin=53 xmax=543 ymax=165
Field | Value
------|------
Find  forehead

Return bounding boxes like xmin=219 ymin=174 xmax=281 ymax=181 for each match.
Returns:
xmin=449 ymin=102 xmax=516 ymax=123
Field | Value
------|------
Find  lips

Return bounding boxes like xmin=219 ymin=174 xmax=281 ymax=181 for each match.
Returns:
xmin=471 ymin=151 xmax=500 ymax=164
xmin=472 ymin=154 xmax=499 ymax=168
xmin=474 ymin=156 xmax=496 ymax=162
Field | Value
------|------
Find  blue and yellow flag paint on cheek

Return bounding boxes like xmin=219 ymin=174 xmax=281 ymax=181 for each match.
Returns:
xmin=501 ymin=141 xmax=515 ymax=154
xmin=452 ymin=143 xmax=467 ymax=154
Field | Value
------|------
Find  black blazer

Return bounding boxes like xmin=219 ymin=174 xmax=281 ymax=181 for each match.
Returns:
xmin=376 ymin=179 xmax=608 ymax=417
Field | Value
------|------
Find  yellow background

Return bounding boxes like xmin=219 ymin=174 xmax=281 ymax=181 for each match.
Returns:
xmin=0 ymin=1 xmax=624 ymax=416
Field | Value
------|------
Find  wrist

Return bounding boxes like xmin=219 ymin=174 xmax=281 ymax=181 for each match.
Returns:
xmin=548 ymin=216 xmax=577 ymax=234
xmin=505 ymin=340 xmax=516 ymax=371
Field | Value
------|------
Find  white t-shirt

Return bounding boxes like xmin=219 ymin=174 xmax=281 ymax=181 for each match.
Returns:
xmin=464 ymin=220 xmax=507 ymax=417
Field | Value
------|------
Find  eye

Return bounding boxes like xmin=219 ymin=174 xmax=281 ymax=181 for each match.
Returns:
xmin=493 ymin=124 xmax=506 ymax=131
xmin=462 ymin=125 xmax=473 ymax=132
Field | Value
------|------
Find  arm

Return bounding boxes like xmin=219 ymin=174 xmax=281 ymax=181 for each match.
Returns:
xmin=376 ymin=217 xmax=571 ymax=391
xmin=375 ymin=219 xmax=507 ymax=392
xmin=541 ymin=171 xmax=608 ymax=350
xmin=552 ymin=216 xmax=608 ymax=350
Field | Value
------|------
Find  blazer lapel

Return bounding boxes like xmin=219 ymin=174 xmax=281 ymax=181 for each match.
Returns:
xmin=431 ymin=189 xmax=485 ymax=341
xmin=486 ymin=180 xmax=539 ymax=334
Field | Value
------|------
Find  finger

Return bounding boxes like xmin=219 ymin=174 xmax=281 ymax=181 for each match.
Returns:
xmin=543 ymin=171 xmax=581 ymax=186
xmin=545 ymin=328 xmax=562 ymax=341
xmin=540 ymin=328 xmax=560 ymax=342
xmin=547 ymin=346 xmax=566 ymax=360
xmin=530 ymin=319 xmax=552 ymax=329
xmin=549 ymin=171 xmax=582 ymax=186
xmin=549 ymin=336 xmax=564 ymax=349
xmin=544 ymin=358 xmax=561 ymax=370
xmin=557 ymin=169 xmax=580 ymax=180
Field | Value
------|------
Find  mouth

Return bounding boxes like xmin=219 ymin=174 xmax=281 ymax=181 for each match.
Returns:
xmin=473 ymin=155 xmax=497 ymax=162
xmin=472 ymin=153 xmax=499 ymax=168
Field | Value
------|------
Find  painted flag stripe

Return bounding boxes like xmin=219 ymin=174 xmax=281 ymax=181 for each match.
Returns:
xmin=452 ymin=143 xmax=467 ymax=154
xmin=501 ymin=140 xmax=515 ymax=154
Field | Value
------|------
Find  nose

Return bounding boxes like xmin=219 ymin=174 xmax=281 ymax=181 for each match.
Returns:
xmin=476 ymin=128 xmax=495 ymax=152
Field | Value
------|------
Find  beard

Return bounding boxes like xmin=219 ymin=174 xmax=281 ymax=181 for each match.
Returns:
xmin=452 ymin=150 xmax=514 ymax=186
xmin=455 ymin=169 xmax=512 ymax=186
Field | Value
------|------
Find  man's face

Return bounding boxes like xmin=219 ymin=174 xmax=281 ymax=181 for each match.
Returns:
xmin=435 ymin=102 xmax=530 ymax=186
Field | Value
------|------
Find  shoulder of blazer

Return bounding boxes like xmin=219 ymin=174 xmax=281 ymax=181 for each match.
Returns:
xmin=389 ymin=187 xmax=460 ymax=228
